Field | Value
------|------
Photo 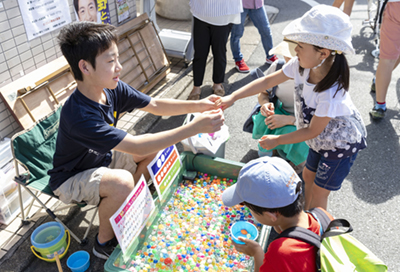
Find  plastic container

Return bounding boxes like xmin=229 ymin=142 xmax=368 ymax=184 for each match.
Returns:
xmin=67 ymin=250 xmax=90 ymax=272
xmin=230 ymin=221 xmax=259 ymax=245
xmin=0 ymin=186 xmax=32 ymax=225
xmin=0 ymin=138 xmax=12 ymax=169
xmin=0 ymin=161 xmax=19 ymax=202
xmin=31 ymin=222 xmax=70 ymax=262
xmin=181 ymin=113 xmax=229 ymax=158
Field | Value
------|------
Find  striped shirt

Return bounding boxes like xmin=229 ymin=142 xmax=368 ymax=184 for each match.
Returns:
xmin=243 ymin=0 xmax=264 ymax=9
xmin=190 ymin=0 xmax=243 ymax=17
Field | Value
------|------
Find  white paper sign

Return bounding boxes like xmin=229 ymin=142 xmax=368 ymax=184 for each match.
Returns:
xmin=18 ymin=0 xmax=72 ymax=40
xmin=109 ymin=175 xmax=155 ymax=254
xmin=116 ymin=0 xmax=130 ymax=23
xmin=147 ymin=145 xmax=181 ymax=200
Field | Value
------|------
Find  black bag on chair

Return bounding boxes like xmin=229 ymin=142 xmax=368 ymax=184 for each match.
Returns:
xmin=242 ymin=59 xmax=285 ymax=133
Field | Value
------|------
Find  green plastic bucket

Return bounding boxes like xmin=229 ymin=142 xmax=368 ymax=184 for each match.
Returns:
xmin=30 ymin=222 xmax=70 ymax=262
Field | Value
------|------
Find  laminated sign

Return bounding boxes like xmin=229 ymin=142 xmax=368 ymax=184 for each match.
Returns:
xmin=147 ymin=145 xmax=182 ymax=200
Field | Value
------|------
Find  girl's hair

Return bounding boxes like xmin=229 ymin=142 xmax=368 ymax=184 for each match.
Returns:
xmin=243 ymin=181 xmax=304 ymax=217
xmin=299 ymin=45 xmax=350 ymax=97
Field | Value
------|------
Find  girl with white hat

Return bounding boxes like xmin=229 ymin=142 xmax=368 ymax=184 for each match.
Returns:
xmin=221 ymin=5 xmax=367 ymax=211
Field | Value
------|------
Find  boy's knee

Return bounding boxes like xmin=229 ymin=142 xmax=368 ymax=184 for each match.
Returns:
xmin=105 ymin=169 xmax=135 ymax=195
xmin=116 ymin=169 xmax=134 ymax=186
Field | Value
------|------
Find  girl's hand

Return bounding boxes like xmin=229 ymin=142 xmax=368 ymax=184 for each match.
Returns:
xmin=232 ymin=237 xmax=263 ymax=257
xmin=265 ymin=115 xmax=295 ymax=130
xmin=198 ymin=95 xmax=222 ymax=112
xmin=259 ymin=135 xmax=279 ymax=150
xmin=220 ymin=95 xmax=235 ymax=111
xmin=260 ymin=102 xmax=274 ymax=117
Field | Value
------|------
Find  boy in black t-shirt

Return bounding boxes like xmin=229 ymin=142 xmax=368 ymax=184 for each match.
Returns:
xmin=49 ymin=22 xmax=224 ymax=260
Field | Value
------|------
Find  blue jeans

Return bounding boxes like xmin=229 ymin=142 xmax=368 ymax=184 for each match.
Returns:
xmin=230 ymin=7 xmax=274 ymax=62
xmin=305 ymin=149 xmax=358 ymax=191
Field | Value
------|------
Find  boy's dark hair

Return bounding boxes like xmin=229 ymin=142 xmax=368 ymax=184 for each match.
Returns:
xmin=244 ymin=181 xmax=304 ymax=217
xmin=299 ymin=45 xmax=349 ymax=97
xmin=58 ymin=22 xmax=118 ymax=81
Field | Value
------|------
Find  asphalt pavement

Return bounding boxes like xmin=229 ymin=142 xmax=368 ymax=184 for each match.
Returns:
xmin=1 ymin=0 xmax=399 ymax=271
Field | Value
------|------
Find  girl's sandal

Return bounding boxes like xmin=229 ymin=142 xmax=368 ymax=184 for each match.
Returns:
xmin=188 ymin=89 xmax=201 ymax=100
xmin=212 ymin=84 xmax=225 ymax=96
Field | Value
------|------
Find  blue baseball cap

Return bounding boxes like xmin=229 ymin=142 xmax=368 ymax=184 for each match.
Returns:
xmin=222 ymin=156 xmax=301 ymax=208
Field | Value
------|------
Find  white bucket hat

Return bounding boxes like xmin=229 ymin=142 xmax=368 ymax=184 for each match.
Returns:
xmin=282 ymin=5 xmax=355 ymax=55
xmin=269 ymin=41 xmax=296 ymax=58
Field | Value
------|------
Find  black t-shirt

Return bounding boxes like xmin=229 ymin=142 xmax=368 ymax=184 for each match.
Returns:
xmin=48 ymin=81 xmax=151 ymax=191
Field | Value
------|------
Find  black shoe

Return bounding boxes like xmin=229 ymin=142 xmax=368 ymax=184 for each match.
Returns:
xmin=93 ymin=234 xmax=118 ymax=260
xmin=369 ymin=107 xmax=386 ymax=120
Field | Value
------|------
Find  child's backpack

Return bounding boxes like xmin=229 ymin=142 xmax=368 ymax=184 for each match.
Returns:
xmin=277 ymin=208 xmax=387 ymax=272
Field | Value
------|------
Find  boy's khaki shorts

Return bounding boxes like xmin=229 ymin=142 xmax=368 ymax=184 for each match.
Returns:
xmin=53 ymin=151 xmax=137 ymax=206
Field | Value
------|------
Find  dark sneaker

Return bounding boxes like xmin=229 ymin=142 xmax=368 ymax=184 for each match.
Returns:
xmin=235 ymin=59 xmax=250 ymax=73
xmin=93 ymin=234 xmax=118 ymax=260
xmin=371 ymin=77 xmax=376 ymax=92
xmin=266 ymin=55 xmax=278 ymax=64
xmin=369 ymin=107 xmax=386 ymax=120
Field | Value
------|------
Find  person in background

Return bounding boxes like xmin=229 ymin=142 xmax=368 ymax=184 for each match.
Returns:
xmin=252 ymin=41 xmax=308 ymax=174
xmin=369 ymin=1 xmax=400 ymax=120
xmin=231 ymin=0 xmax=278 ymax=73
xmin=332 ymin=0 xmax=355 ymax=16
xmin=187 ymin=0 xmax=243 ymax=100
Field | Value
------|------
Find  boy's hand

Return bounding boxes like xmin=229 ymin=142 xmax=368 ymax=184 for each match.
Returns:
xmin=233 ymin=237 xmax=263 ymax=257
xmin=198 ymin=95 xmax=222 ymax=112
xmin=191 ymin=109 xmax=225 ymax=134
xmin=260 ymin=103 xmax=274 ymax=117
xmin=220 ymin=95 xmax=235 ymax=111
xmin=259 ymin=135 xmax=279 ymax=150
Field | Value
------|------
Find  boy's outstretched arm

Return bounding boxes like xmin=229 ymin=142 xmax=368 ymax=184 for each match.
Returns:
xmin=113 ymin=109 xmax=224 ymax=156
xmin=220 ymin=70 xmax=289 ymax=111
xmin=233 ymin=237 xmax=265 ymax=272
xmin=142 ymin=95 xmax=221 ymax=116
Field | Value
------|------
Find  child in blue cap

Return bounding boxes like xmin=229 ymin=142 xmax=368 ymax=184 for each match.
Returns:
xmin=222 ymin=156 xmax=333 ymax=272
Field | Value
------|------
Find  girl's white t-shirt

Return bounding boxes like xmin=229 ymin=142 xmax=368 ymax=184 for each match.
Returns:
xmin=282 ymin=57 xmax=367 ymax=159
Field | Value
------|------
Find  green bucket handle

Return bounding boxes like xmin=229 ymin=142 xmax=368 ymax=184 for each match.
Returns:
xmin=31 ymin=230 xmax=70 ymax=262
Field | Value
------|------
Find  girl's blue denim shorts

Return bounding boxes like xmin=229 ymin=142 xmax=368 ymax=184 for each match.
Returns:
xmin=305 ymin=148 xmax=358 ymax=191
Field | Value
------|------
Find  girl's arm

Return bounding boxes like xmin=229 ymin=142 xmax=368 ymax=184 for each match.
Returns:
xmin=259 ymin=115 xmax=331 ymax=150
xmin=142 ymin=95 xmax=222 ymax=116
xmin=220 ymin=70 xmax=290 ymax=110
